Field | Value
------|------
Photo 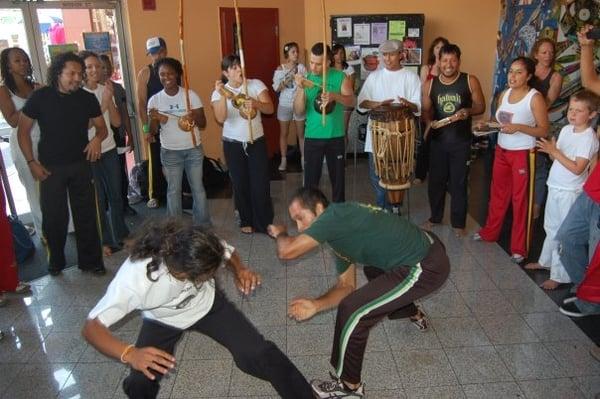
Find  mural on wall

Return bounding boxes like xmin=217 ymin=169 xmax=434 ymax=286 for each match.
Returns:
xmin=493 ymin=0 xmax=600 ymax=131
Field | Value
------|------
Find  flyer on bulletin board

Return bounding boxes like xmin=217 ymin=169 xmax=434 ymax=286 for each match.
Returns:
xmin=388 ymin=20 xmax=406 ymax=40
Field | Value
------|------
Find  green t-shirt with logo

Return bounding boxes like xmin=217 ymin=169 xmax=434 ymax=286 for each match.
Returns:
xmin=304 ymin=68 xmax=345 ymax=139
xmin=304 ymin=202 xmax=431 ymax=274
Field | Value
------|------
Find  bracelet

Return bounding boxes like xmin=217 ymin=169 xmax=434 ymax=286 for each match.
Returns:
xmin=142 ymin=123 xmax=150 ymax=134
xmin=27 ymin=159 xmax=35 ymax=164
xmin=120 ymin=344 xmax=135 ymax=363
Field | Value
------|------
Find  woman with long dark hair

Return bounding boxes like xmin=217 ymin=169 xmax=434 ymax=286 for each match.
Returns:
xmin=0 ymin=47 xmax=41 ymax=238
xmin=82 ymin=218 xmax=312 ymax=398
xmin=211 ymin=54 xmax=274 ymax=234
xmin=474 ymin=57 xmax=549 ymax=263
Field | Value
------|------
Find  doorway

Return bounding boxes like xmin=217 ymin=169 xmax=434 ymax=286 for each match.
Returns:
xmin=0 ymin=0 xmax=137 ymax=221
xmin=219 ymin=7 xmax=279 ymax=157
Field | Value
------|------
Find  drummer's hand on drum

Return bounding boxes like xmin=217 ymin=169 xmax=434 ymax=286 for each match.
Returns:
xmin=378 ymin=99 xmax=394 ymax=107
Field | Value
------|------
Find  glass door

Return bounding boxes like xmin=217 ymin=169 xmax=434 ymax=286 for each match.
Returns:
xmin=0 ymin=0 xmax=138 ymax=220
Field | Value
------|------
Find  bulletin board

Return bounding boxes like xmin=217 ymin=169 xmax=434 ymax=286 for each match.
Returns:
xmin=330 ymin=14 xmax=425 ymax=88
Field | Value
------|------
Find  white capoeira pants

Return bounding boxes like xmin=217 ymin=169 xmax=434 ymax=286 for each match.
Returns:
xmin=538 ymin=186 xmax=580 ymax=283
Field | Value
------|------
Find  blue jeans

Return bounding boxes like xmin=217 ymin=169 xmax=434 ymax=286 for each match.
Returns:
xmin=160 ymin=146 xmax=210 ymax=227
xmin=368 ymin=152 xmax=389 ymax=210
xmin=555 ymin=191 xmax=600 ymax=315
xmin=91 ymin=148 xmax=129 ymax=247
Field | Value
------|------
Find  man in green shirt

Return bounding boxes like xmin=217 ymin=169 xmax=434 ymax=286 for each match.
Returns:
xmin=268 ymin=187 xmax=450 ymax=398
xmin=293 ymin=43 xmax=355 ymax=203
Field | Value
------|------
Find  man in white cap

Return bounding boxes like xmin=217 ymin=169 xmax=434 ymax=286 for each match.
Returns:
xmin=136 ymin=36 xmax=169 ymax=208
xmin=356 ymin=39 xmax=421 ymax=210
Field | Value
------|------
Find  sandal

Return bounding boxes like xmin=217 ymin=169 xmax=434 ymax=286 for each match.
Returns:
xmin=409 ymin=308 xmax=428 ymax=332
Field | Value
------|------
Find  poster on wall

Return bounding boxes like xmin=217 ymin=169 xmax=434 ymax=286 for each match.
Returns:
xmin=48 ymin=43 xmax=78 ymax=61
xmin=403 ymin=48 xmax=422 ymax=65
xmin=336 ymin=17 xmax=352 ymax=38
xmin=388 ymin=20 xmax=406 ymax=40
xmin=353 ymin=23 xmax=371 ymax=45
xmin=83 ymin=32 xmax=112 ymax=61
xmin=371 ymin=22 xmax=387 ymax=44
xmin=345 ymin=45 xmax=361 ymax=65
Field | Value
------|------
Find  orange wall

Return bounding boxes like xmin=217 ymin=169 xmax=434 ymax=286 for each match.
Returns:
xmin=123 ymin=0 xmax=306 ymax=160
xmin=303 ymin=0 xmax=501 ymax=119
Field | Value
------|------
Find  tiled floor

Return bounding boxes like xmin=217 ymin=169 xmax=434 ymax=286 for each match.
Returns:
xmin=1 ymin=159 xmax=599 ymax=398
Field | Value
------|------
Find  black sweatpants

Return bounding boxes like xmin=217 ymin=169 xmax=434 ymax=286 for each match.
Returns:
xmin=427 ymin=139 xmax=471 ymax=228
xmin=222 ymin=137 xmax=273 ymax=233
xmin=148 ymin=138 xmax=167 ymax=201
xmin=39 ymin=160 xmax=103 ymax=272
xmin=414 ymin=121 xmax=430 ymax=181
xmin=304 ymin=137 xmax=345 ymax=202
xmin=330 ymin=232 xmax=450 ymax=384
xmin=118 ymin=152 xmax=129 ymax=208
xmin=122 ymin=291 xmax=312 ymax=399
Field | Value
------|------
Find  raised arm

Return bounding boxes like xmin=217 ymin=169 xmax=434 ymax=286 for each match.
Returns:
xmin=578 ymin=25 xmax=600 ymax=95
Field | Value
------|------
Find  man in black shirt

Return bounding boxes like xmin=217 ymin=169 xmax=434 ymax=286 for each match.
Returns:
xmin=18 ymin=51 xmax=108 ymax=276
xmin=422 ymin=44 xmax=485 ymax=236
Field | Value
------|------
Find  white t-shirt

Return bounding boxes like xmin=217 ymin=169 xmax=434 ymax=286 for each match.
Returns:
xmin=496 ymin=88 xmax=538 ymax=150
xmin=357 ymin=67 xmax=421 ymax=153
xmin=84 ymin=84 xmax=117 ymax=154
xmin=272 ymin=63 xmax=306 ymax=107
xmin=547 ymin=125 xmax=599 ymax=191
xmin=342 ymin=65 xmax=355 ymax=77
xmin=147 ymin=87 xmax=203 ymax=151
xmin=211 ymin=79 xmax=267 ymax=142
xmin=88 ymin=241 xmax=235 ymax=330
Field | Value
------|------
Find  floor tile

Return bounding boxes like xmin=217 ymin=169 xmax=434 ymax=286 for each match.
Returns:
xmin=432 ymin=317 xmax=491 ymax=348
xmin=384 ymin=319 xmax=442 ymax=350
xmin=393 ymin=349 xmax=458 ymax=387
xmin=422 ymin=291 xmax=472 ymax=318
xmin=460 ymin=289 xmax=517 ymax=316
xmin=523 ymin=312 xmax=589 ymax=342
xmin=2 ymin=362 xmax=74 ymax=399
xmin=518 ymin=378 xmax=587 ymax=399
xmin=445 ymin=346 xmax=513 ymax=384
xmin=462 ymin=381 xmax=525 ymax=398
xmin=287 ymin=324 xmax=334 ymax=356
xmin=170 ymin=359 xmax=232 ymax=398
xmin=33 ymin=331 xmax=88 ymax=363
xmin=502 ymin=286 xmax=559 ymax=313
xmin=361 ymin=351 xmax=402 ymax=390
xmin=477 ymin=314 xmax=539 ymax=344
xmin=574 ymin=375 xmax=600 ymax=399
xmin=450 ymin=269 xmax=497 ymax=292
xmin=0 ymin=363 xmax=24 ymax=395
xmin=403 ymin=385 xmax=466 ymax=398
xmin=543 ymin=340 xmax=600 ymax=377
xmin=0 ymin=330 xmax=46 ymax=363
xmin=495 ymin=342 xmax=567 ymax=380
xmin=58 ymin=361 xmax=125 ymax=399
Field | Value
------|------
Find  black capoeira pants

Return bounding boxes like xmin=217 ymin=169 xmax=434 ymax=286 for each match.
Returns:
xmin=330 ymin=232 xmax=450 ymax=384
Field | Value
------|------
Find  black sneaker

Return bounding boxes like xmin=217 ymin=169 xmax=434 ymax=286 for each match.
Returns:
xmin=559 ymin=301 xmax=585 ymax=318
xmin=310 ymin=376 xmax=364 ymax=398
xmin=562 ymin=294 xmax=577 ymax=305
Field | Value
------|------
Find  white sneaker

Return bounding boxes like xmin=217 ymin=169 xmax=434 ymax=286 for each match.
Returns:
xmin=510 ymin=254 xmax=525 ymax=264
xmin=147 ymin=198 xmax=159 ymax=208
xmin=472 ymin=232 xmax=482 ymax=241
xmin=14 ymin=282 xmax=30 ymax=294
xmin=278 ymin=157 xmax=287 ymax=171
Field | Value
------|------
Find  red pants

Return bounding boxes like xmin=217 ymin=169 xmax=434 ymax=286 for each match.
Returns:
xmin=479 ymin=146 xmax=532 ymax=257
xmin=0 ymin=179 xmax=18 ymax=292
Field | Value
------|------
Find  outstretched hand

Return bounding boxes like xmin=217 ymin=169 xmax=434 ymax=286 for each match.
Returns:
xmin=288 ymin=298 xmax=318 ymax=321
xmin=536 ymin=137 xmax=557 ymax=157
xmin=235 ymin=267 xmax=261 ymax=295
xmin=124 ymin=346 xmax=176 ymax=380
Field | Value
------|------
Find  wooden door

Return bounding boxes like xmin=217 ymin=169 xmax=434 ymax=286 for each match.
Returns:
xmin=219 ymin=7 xmax=279 ymax=157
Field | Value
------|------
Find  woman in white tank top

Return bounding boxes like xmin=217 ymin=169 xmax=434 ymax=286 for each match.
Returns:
xmin=474 ymin=57 xmax=549 ymax=263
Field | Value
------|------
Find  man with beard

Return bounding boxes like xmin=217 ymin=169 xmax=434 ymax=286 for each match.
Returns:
xmin=293 ymin=43 xmax=355 ymax=203
xmin=18 ymin=51 xmax=107 ymax=276
xmin=422 ymin=43 xmax=485 ymax=236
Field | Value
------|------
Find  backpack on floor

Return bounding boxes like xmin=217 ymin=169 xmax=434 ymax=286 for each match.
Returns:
xmin=128 ymin=161 xmax=149 ymax=202
xmin=203 ymin=157 xmax=229 ymax=194
xmin=8 ymin=216 xmax=34 ymax=264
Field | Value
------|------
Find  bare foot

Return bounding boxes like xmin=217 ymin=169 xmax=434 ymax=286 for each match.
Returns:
xmin=240 ymin=226 xmax=253 ymax=234
xmin=421 ymin=220 xmax=438 ymax=230
xmin=524 ymin=262 xmax=544 ymax=270
xmin=540 ymin=279 xmax=560 ymax=290
xmin=453 ymin=227 xmax=467 ymax=237
xmin=103 ymin=245 xmax=113 ymax=257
